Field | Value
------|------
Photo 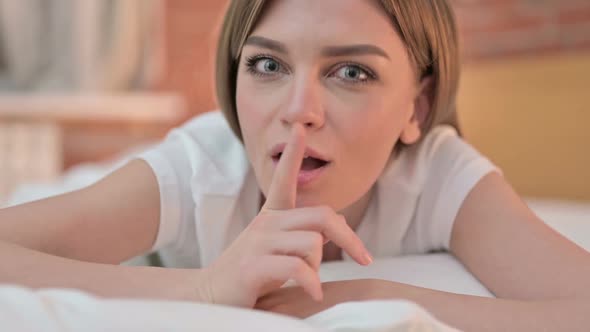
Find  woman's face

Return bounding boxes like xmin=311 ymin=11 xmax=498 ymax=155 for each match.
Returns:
xmin=236 ymin=0 xmax=427 ymax=210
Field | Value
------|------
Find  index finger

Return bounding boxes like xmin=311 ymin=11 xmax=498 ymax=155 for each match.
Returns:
xmin=263 ymin=124 xmax=306 ymax=211
xmin=275 ymin=208 xmax=373 ymax=266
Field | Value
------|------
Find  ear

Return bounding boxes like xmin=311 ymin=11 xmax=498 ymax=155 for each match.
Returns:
xmin=400 ymin=76 xmax=434 ymax=145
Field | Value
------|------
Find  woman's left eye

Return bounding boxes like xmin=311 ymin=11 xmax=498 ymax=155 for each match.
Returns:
xmin=332 ymin=65 xmax=375 ymax=84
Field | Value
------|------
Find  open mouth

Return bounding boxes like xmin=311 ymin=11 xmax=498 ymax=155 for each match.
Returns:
xmin=272 ymin=152 xmax=330 ymax=171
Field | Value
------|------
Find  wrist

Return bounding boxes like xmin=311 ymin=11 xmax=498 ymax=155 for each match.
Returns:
xmin=321 ymin=280 xmax=372 ymax=303
xmin=351 ymin=279 xmax=399 ymax=301
xmin=363 ymin=279 xmax=422 ymax=303
xmin=193 ymin=267 xmax=216 ymax=304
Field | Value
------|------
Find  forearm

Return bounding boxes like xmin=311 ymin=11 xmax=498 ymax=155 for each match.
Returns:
xmin=0 ymin=241 xmax=210 ymax=302
xmin=0 ymin=160 xmax=161 ymax=264
xmin=381 ymin=281 xmax=589 ymax=332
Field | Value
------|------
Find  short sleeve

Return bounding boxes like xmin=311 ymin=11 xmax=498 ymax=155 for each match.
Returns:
xmin=404 ymin=126 xmax=501 ymax=253
xmin=133 ymin=111 xmax=250 ymax=268
xmin=136 ymin=129 xmax=197 ymax=252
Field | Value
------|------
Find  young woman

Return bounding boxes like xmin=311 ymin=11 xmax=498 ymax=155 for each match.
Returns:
xmin=1 ymin=1 xmax=589 ymax=330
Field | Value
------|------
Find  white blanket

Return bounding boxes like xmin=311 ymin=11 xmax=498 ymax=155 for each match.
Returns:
xmin=0 ymin=255 xmax=469 ymax=332
xmin=0 ymin=286 xmax=460 ymax=332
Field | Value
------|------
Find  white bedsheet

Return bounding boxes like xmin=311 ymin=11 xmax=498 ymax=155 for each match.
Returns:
xmin=527 ymin=199 xmax=590 ymax=251
xmin=0 ymin=255 xmax=467 ymax=331
xmin=320 ymin=254 xmax=492 ymax=297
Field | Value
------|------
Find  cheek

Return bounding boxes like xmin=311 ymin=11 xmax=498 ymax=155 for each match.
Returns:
xmin=347 ymin=119 xmax=397 ymax=175
xmin=236 ymin=77 xmax=285 ymax=136
xmin=236 ymin=74 xmax=293 ymax=157
xmin=235 ymin=79 xmax=267 ymax=171
xmin=236 ymin=79 xmax=261 ymax=136
xmin=335 ymin=91 xmax=406 ymax=148
xmin=334 ymin=94 xmax=408 ymax=177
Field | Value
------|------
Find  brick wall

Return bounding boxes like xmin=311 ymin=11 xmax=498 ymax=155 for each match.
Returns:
xmin=453 ymin=0 xmax=590 ymax=60
xmin=157 ymin=0 xmax=228 ymax=117
xmin=158 ymin=0 xmax=590 ymax=114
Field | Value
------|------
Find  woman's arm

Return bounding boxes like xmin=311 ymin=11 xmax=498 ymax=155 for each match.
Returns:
xmin=258 ymin=172 xmax=590 ymax=330
xmin=0 ymin=160 xmax=211 ymax=301
xmin=257 ymin=279 xmax=590 ymax=331
xmin=0 ymin=240 xmax=210 ymax=302
xmin=0 ymin=159 xmax=159 ymax=264
xmin=451 ymin=172 xmax=590 ymax=301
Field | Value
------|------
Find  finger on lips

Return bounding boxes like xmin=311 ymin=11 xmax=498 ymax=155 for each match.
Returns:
xmin=253 ymin=124 xmax=372 ymax=302
xmin=263 ymin=124 xmax=306 ymax=211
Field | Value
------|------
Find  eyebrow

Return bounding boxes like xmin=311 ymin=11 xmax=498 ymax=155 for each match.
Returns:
xmin=321 ymin=44 xmax=390 ymax=60
xmin=245 ymin=36 xmax=288 ymax=54
xmin=244 ymin=36 xmax=391 ymax=61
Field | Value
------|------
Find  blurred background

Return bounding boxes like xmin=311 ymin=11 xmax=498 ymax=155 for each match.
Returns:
xmin=0 ymin=0 xmax=589 ymax=208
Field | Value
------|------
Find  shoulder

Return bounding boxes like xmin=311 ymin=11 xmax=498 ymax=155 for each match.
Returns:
xmin=402 ymin=125 xmax=499 ymax=251
xmin=406 ymin=125 xmax=466 ymax=168
xmin=141 ymin=111 xmax=250 ymax=196
xmin=174 ymin=111 xmax=242 ymax=158
xmin=380 ymin=125 xmax=478 ymax=190
xmin=171 ymin=111 xmax=246 ymax=165
xmin=179 ymin=111 xmax=234 ymax=139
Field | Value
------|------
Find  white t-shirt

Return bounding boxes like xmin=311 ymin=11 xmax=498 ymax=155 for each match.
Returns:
xmin=138 ymin=111 xmax=499 ymax=268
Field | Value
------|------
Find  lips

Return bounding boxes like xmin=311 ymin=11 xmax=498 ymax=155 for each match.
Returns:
xmin=272 ymin=153 xmax=329 ymax=170
xmin=270 ymin=143 xmax=331 ymax=162
xmin=269 ymin=144 xmax=332 ymax=186
xmin=270 ymin=144 xmax=331 ymax=171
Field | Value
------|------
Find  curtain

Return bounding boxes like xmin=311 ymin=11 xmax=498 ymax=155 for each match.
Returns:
xmin=0 ymin=0 xmax=164 ymax=92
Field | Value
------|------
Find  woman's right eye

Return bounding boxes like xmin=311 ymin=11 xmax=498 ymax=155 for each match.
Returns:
xmin=245 ymin=56 xmax=285 ymax=77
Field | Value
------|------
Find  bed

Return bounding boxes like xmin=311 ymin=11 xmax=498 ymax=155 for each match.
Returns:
xmin=1 ymin=149 xmax=588 ymax=331
xmin=1 ymin=53 xmax=589 ymax=331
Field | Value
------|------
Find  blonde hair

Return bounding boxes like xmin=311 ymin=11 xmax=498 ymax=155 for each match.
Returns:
xmin=215 ymin=0 xmax=461 ymax=142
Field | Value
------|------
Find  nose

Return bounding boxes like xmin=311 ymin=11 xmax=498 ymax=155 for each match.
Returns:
xmin=280 ymin=78 xmax=325 ymax=130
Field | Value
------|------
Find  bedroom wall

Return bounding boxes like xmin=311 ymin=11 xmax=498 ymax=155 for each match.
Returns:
xmin=458 ymin=52 xmax=590 ymax=202
xmin=454 ymin=0 xmax=590 ymax=60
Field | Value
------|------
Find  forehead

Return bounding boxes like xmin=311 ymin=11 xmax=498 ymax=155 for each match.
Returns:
xmin=250 ymin=0 xmax=404 ymax=53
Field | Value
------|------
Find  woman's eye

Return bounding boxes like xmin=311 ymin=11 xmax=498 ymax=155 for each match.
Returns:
xmin=333 ymin=65 xmax=374 ymax=84
xmin=259 ymin=59 xmax=280 ymax=73
xmin=246 ymin=56 xmax=284 ymax=76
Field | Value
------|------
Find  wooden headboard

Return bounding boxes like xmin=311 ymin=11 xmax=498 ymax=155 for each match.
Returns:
xmin=458 ymin=52 xmax=590 ymax=202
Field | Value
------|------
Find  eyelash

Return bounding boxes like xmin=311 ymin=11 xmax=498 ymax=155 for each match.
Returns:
xmin=333 ymin=62 xmax=378 ymax=84
xmin=244 ymin=54 xmax=378 ymax=85
xmin=245 ymin=54 xmax=287 ymax=77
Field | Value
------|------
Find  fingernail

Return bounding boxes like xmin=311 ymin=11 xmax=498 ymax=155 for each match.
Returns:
xmin=315 ymin=290 xmax=324 ymax=302
xmin=364 ymin=252 xmax=373 ymax=265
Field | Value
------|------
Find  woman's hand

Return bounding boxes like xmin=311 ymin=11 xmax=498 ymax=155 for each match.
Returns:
xmin=200 ymin=125 xmax=373 ymax=308
xmin=255 ymin=279 xmax=390 ymax=318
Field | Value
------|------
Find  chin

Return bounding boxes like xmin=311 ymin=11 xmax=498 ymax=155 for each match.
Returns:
xmin=294 ymin=191 xmax=325 ymax=208
xmin=294 ymin=191 xmax=338 ymax=210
